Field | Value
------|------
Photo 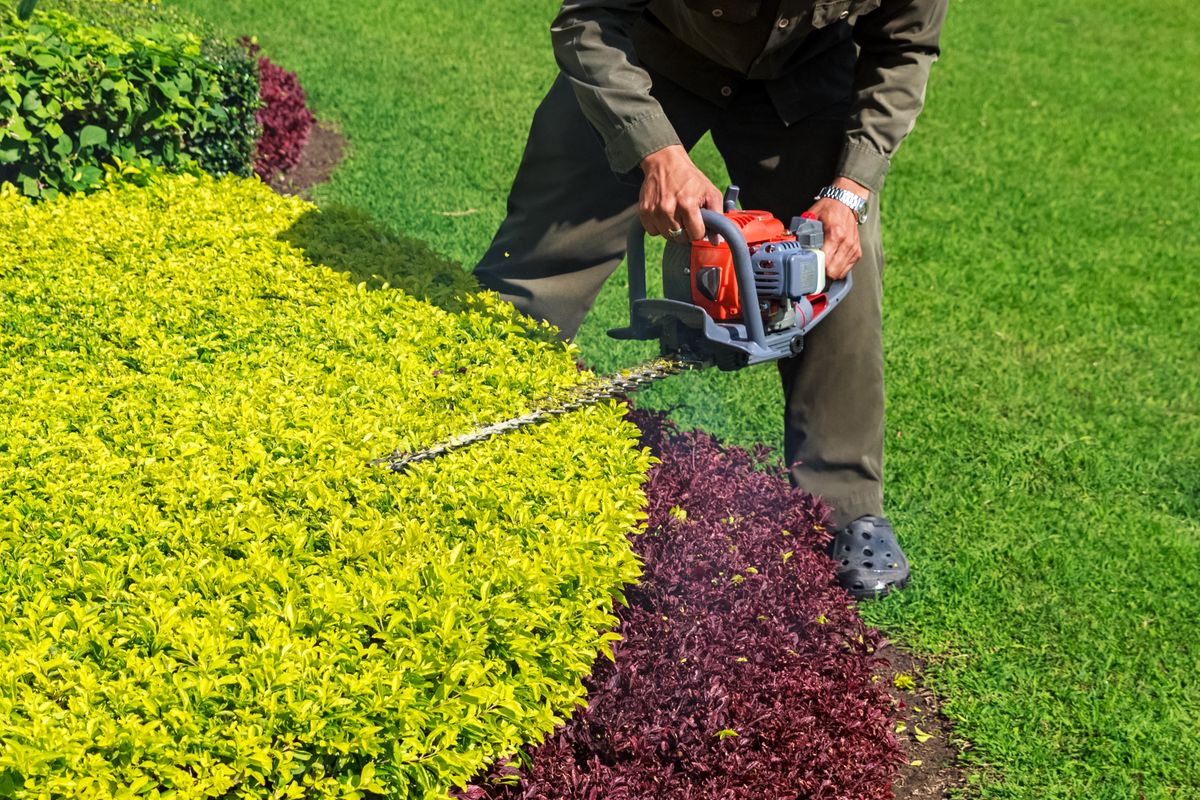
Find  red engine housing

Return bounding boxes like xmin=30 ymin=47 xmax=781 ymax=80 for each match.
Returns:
xmin=688 ymin=210 xmax=795 ymax=322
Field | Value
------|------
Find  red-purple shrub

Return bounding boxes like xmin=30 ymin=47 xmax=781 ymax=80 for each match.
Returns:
xmin=464 ymin=410 xmax=903 ymax=799
xmin=244 ymin=41 xmax=315 ymax=180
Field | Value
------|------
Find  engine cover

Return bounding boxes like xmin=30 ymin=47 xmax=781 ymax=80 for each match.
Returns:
xmin=665 ymin=210 xmax=825 ymax=325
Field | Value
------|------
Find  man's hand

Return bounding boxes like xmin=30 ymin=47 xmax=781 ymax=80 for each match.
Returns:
xmin=638 ymin=145 xmax=723 ymax=241
xmin=803 ymin=177 xmax=870 ymax=281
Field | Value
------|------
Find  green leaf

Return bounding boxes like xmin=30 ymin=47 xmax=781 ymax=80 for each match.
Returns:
xmin=77 ymin=125 xmax=107 ymax=149
xmin=31 ymin=53 xmax=60 ymax=70
xmin=51 ymin=134 xmax=72 ymax=158
xmin=75 ymin=164 xmax=102 ymax=188
xmin=17 ymin=0 xmax=41 ymax=20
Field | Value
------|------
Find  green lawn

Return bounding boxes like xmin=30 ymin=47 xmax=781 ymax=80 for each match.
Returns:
xmin=169 ymin=1 xmax=1200 ymax=796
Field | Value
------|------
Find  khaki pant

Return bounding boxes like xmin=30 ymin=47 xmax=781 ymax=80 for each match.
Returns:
xmin=474 ymin=73 xmax=885 ymax=528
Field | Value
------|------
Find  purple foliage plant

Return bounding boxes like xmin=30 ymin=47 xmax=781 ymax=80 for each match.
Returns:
xmin=243 ymin=40 xmax=316 ymax=181
xmin=463 ymin=410 xmax=903 ymax=800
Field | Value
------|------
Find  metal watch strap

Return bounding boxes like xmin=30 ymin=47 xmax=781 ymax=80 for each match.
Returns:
xmin=815 ymin=186 xmax=869 ymax=224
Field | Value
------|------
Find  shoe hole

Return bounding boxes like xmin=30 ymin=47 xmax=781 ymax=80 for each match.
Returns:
xmin=885 ymin=552 xmax=892 ymax=558
xmin=853 ymin=581 xmax=864 ymax=589
xmin=843 ymin=545 xmax=851 ymax=552
xmin=842 ymin=559 xmax=849 ymax=566
xmin=863 ymin=561 xmax=874 ymax=569
xmin=861 ymin=531 xmax=872 ymax=540
xmin=862 ymin=548 xmax=873 ymax=557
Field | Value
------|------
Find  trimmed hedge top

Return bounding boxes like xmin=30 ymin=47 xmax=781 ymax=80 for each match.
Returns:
xmin=0 ymin=174 xmax=649 ymax=798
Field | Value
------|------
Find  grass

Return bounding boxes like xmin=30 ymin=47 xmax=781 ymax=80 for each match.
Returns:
xmin=165 ymin=0 xmax=1200 ymax=796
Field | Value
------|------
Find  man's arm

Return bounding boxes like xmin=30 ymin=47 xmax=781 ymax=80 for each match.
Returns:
xmin=551 ymin=1 xmax=722 ymax=240
xmin=838 ymin=0 xmax=949 ymax=193
xmin=551 ymin=0 xmax=674 ymax=174
xmin=808 ymin=0 xmax=949 ymax=279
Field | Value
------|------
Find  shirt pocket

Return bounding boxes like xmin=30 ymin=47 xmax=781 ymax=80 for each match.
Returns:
xmin=810 ymin=0 xmax=882 ymax=29
xmin=683 ymin=0 xmax=763 ymax=24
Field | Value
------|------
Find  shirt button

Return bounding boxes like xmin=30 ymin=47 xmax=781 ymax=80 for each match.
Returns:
xmin=777 ymin=17 xmax=790 ymax=28
xmin=839 ymin=9 xmax=849 ymax=18
xmin=711 ymin=8 xmax=723 ymax=16
xmin=720 ymin=86 xmax=733 ymax=97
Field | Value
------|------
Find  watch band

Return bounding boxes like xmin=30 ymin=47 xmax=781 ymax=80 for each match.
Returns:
xmin=815 ymin=185 xmax=869 ymax=224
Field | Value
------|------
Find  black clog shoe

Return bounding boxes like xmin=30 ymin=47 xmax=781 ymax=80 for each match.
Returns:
xmin=829 ymin=515 xmax=910 ymax=600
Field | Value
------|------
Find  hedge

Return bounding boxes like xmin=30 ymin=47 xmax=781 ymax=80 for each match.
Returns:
xmin=0 ymin=1 xmax=258 ymax=199
xmin=0 ymin=174 xmax=650 ymax=798
xmin=465 ymin=411 xmax=902 ymax=799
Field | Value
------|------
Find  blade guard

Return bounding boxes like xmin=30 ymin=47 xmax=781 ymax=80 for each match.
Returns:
xmin=609 ymin=207 xmax=852 ymax=369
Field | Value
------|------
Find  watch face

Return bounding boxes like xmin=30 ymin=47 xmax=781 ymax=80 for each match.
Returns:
xmin=846 ymin=192 xmax=867 ymax=222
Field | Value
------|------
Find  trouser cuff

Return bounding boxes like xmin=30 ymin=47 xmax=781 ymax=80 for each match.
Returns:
xmin=818 ymin=490 xmax=885 ymax=529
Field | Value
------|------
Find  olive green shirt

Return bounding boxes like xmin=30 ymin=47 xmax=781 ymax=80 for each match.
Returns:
xmin=550 ymin=0 xmax=948 ymax=192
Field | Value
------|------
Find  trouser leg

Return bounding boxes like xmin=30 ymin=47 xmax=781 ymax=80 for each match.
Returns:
xmin=712 ymin=88 xmax=885 ymax=529
xmin=473 ymin=73 xmax=713 ymax=340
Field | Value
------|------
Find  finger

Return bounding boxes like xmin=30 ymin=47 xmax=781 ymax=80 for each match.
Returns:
xmin=846 ymin=231 xmax=863 ymax=269
xmin=825 ymin=254 xmax=846 ymax=282
xmin=702 ymin=188 xmax=723 ymax=244
xmin=830 ymin=230 xmax=861 ymax=278
xmin=654 ymin=206 xmax=679 ymax=240
xmin=638 ymin=185 xmax=663 ymax=237
xmin=832 ymin=246 xmax=855 ymax=280
xmin=847 ymin=243 xmax=863 ymax=270
xmin=639 ymin=207 xmax=664 ymax=238
xmin=824 ymin=232 xmax=849 ymax=280
xmin=680 ymin=200 xmax=705 ymax=241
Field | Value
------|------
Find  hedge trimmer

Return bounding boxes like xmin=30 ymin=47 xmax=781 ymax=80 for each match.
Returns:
xmin=378 ymin=187 xmax=851 ymax=471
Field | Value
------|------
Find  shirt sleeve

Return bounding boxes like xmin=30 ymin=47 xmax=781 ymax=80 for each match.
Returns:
xmin=550 ymin=0 xmax=681 ymax=175
xmin=837 ymin=0 xmax=949 ymax=194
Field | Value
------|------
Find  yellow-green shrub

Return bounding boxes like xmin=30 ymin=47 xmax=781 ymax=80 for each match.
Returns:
xmin=0 ymin=174 xmax=649 ymax=798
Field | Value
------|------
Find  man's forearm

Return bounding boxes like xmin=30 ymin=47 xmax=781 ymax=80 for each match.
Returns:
xmin=551 ymin=0 xmax=681 ymax=174
xmin=838 ymin=0 xmax=949 ymax=193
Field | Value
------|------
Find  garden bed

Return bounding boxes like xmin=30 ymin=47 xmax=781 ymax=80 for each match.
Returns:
xmin=464 ymin=412 xmax=908 ymax=799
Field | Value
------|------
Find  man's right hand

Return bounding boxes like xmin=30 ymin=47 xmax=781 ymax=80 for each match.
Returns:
xmin=638 ymin=145 xmax=723 ymax=241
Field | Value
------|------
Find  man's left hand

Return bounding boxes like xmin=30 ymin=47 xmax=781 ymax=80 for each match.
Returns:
xmin=803 ymin=177 xmax=870 ymax=281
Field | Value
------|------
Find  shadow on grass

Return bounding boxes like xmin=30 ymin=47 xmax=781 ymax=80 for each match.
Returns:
xmin=279 ymin=204 xmax=480 ymax=314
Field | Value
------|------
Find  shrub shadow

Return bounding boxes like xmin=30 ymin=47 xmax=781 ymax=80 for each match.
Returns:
xmin=279 ymin=204 xmax=479 ymax=314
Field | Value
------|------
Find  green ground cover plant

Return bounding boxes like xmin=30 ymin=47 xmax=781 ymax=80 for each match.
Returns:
xmin=0 ymin=174 xmax=651 ymax=798
xmin=0 ymin=0 xmax=257 ymax=198
xmin=168 ymin=1 xmax=1200 ymax=796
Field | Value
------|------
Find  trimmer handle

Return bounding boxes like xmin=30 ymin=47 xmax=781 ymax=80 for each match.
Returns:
xmin=697 ymin=209 xmax=768 ymax=347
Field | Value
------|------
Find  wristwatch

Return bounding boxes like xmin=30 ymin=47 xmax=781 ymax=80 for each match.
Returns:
xmin=815 ymin=185 xmax=869 ymax=224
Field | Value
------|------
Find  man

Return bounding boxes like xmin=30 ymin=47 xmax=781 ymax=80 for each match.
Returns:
xmin=474 ymin=0 xmax=947 ymax=599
